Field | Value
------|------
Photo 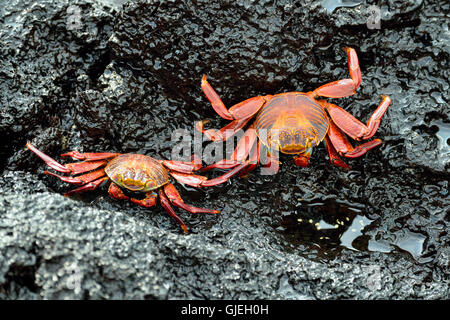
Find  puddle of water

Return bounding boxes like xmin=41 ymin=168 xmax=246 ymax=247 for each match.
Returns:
xmin=339 ymin=215 xmax=373 ymax=251
xmin=321 ymin=0 xmax=362 ymax=14
xmin=367 ymin=239 xmax=393 ymax=253
xmin=393 ymin=230 xmax=427 ymax=260
xmin=280 ymin=197 xmax=371 ymax=258
xmin=279 ymin=197 xmax=429 ymax=261
xmin=434 ymin=121 xmax=450 ymax=153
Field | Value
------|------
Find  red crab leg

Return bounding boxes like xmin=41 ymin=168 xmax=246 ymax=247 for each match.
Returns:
xmin=61 ymin=151 xmax=120 ymax=161
xmin=170 ymin=172 xmax=209 ymax=187
xmin=261 ymin=146 xmax=280 ymax=175
xmin=199 ymin=126 xmax=256 ymax=172
xmin=344 ymin=139 xmax=382 ymax=158
xmin=361 ymin=95 xmax=392 ymax=139
xmin=64 ymin=160 xmax=108 ymax=175
xmin=196 ymin=119 xmax=248 ymax=142
xmin=239 ymin=140 xmax=261 ymax=177
xmin=324 ymin=135 xmax=350 ymax=169
xmin=201 ymin=75 xmax=268 ymax=120
xmin=200 ymin=159 xmax=241 ymax=172
xmin=195 ymin=118 xmax=252 ymax=142
xmin=131 ymin=192 xmax=158 ymax=208
xmin=325 ymin=96 xmax=391 ymax=140
xmin=44 ymin=168 xmax=107 ymax=185
xmin=202 ymin=126 xmax=259 ymax=179
xmin=27 ymin=143 xmax=110 ymax=175
xmin=64 ymin=177 xmax=109 ymax=196
xmin=162 ymin=158 xmax=202 ymax=174
xmin=293 ymin=148 xmax=312 ymax=168
xmin=26 ymin=142 xmax=71 ymax=173
xmin=310 ymin=47 xmax=362 ymax=98
xmin=108 ymin=183 xmax=129 ymax=200
xmin=231 ymin=127 xmax=258 ymax=162
xmin=159 ymin=189 xmax=189 ymax=234
xmin=171 ymin=161 xmax=250 ymax=187
xmin=199 ymin=161 xmax=250 ymax=187
xmin=327 ymin=120 xmax=383 ymax=158
xmin=327 ymin=120 xmax=355 ymax=154
xmin=163 ymin=183 xmax=219 ymax=214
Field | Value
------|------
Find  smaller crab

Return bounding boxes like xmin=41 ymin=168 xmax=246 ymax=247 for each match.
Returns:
xmin=26 ymin=143 xmax=246 ymax=233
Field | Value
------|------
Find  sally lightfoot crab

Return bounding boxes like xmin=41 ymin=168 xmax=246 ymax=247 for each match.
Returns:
xmin=26 ymin=143 xmax=246 ymax=233
xmin=197 ymin=47 xmax=391 ymax=175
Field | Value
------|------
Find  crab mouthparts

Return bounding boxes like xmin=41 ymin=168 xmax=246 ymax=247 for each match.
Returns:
xmin=121 ymin=179 xmax=145 ymax=191
xmin=279 ymin=144 xmax=308 ymax=154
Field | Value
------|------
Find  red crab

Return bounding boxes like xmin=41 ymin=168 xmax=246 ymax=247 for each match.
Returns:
xmin=26 ymin=143 xmax=246 ymax=233
xmin=196 ymin=47 xmax=391 ymax=175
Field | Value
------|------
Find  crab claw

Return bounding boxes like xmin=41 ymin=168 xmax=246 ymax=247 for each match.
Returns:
xmin=26 ymin=142 xmax=71 ymax=173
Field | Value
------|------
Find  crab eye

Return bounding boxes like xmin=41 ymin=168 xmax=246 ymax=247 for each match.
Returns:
xmin=145 ymin=180 xmax=156 ymax=190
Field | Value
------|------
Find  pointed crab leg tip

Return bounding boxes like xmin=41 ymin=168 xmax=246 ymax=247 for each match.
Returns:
xmin=201 ymin=74 xmax=208 ymax=84
xmin=381 ymin=95 xmax=391 ymax=102
xmin=371 ymin=138 xmax=382 ymax=146
xmin=341 ymin=164 xmax=351 ymax=170
xmin=343 ymin=47 xmax=354 ymax=54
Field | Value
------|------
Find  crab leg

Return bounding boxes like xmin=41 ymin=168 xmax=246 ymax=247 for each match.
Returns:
xmin=360 ymin=95 xmax=392 ymax=139
xmin=62 ymin=160 xmax=108 ymax=175
xmin=26 ymin=142 xmax=71 ymax=173
xmin=324 ymin=136 xmax=349 ymax=169
xmin=108 ymin=183 xmax=129 ymax=200
xmin=195 ymin=117 xmax=252 ymax=142
xmin=310 ymin=48 xmax=362 ymax=99
xmin=200 ymin=159 xmax=242 ymax=172
xmin=327 ymin=120 xmax=383 ymax=158
xmin=163 ymin=183 xmax=219 ymax=214
xmin=158 ymin=190 xmax=189 ymax=234
xmin=324 ymin=96 xmax=391 ymax=140
xmin=201 ymin=75 xmax=268 ymax=120
xmin=44 ymin=168 xmax=107 ymax=185
xmin=170 ymin=172 xmax=209 ymax=187
xmin=199 ymin=161 xmax=250 ymax=187
xmin=27 ymin=143 xmax=113 ymax=175
xmin=327 ymin=120 xmax=354 ymax=154
xmin=170 ymin=161 xmax=250 ymax=187
xmin=130 ymin=191 xmax=158 ymax=208
xmin=162 ymin=158 xmax=202 ymax=174
xmin=238 ymin=140 xmax=261 ymax=177
xmin=201 ymin=126 xmax=258 ymax=172
xmin=344 ymin=140 xmax=382 ymax=158
xmin=231 ymin=127 xmax=258 ymax=162
xmin=260 ymin=145 xmax=280 ymax=175
xmin=61 ymin=151 xmax=120 ymax=161
xmin=64 ymin=176 xmax=109 ymax=196
xmin=293 ymin=148 xmax=312 ymax=167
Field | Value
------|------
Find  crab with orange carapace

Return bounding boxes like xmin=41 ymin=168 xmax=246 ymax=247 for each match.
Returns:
xmin=26 ymin=143 xmax=246 ymax=233
xmin=196 ymin=47 xmax=391 ymax=175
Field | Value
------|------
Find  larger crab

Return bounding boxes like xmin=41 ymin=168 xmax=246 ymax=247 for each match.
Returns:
xmin=26 ymin=143 xmax=246 ymax=233
xmin=196 ymin=47 xmax=391 ymax=175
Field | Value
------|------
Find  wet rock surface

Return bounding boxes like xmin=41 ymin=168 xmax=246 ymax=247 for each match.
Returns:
xmin=0 ymin=0 xmax=448 ymax=299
